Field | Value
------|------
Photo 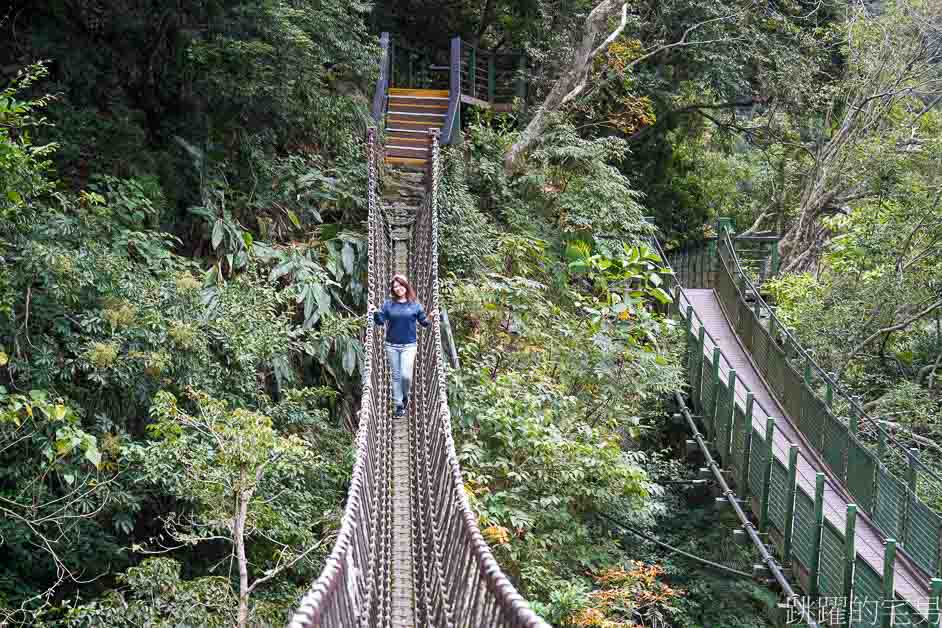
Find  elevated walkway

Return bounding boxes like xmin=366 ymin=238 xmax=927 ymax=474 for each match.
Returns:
xmin=685 ymin=289 xmax=930 ymax=621
xmin=665 ymin=224 xmax=942 ymax=626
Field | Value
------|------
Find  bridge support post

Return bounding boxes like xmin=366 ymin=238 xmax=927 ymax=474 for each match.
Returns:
xmin=809 ymin=473 xmax=825 ymax=599
xmin=694 ymin=327 xmax=705 ymax=412
xmin=469 ymin=47 xmax=476 ymax=99
xmin=782 ymin=445 xmax=799 ymax=563
xmin=514 ymin=53 xmax=527 ymax=112
xmin=929 ymin=578 xmax=942 ymax=627
xmin=771 ymin=241 xmax=781 ymax=276
xmin=709 ymin=347 xmax=721 ymax=437
xmin=488 ymin=55 xmax=496 ymax=103
xmin=825 ymin=381 xmax=833 ymax=407
xmin=903 ymin=448 xmax=918 ymax=549
xmin=842 ymin=504 xmax=857 ymax=628
xmin=723 ymin=370 xmax=736 ymax=462
xmin=881 ymin=539 xmax=896 ymax=628
xmin=759 ymin=417 xmax=775 ymax=533
xmin=740 ymin=393 xmax=754 ymax=494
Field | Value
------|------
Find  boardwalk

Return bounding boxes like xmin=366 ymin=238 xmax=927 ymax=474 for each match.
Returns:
xmin=685 ymin=289 xmax=931 ymax=619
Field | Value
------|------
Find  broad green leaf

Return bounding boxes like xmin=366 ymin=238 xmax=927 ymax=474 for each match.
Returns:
xmin=312 ymin=284 xmax=331 ymax=315
xmin=342 ymin=341 xmax=356 ymax=376
xmin=85 ymin=446 xmax=102 ymax=468
xmin=211 ymin=219 xmax=224 ymax=249
xmin=286 ymin=210 xmax=302 ymax=229
xmin=341 ymin=242 xmax=355 ymax=275
xmin=270 ymin=260 xmax=295 ymax=281
xmin=651 ymin=287 xmax=672 ymax=304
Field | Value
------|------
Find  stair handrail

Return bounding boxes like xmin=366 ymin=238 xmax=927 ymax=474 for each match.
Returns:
xmin=371 ymin=32 xmax=391 ymax=123
xmin=717 ymin=225 xmax=942 ymax=489
xmin=441 ymin=37 xmax=461 ymax=145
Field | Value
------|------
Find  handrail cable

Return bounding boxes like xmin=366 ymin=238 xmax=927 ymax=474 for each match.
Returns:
xmin=646 ymin=231 xmax=819 ymax=628
xmin=717 ymin=226 xmax=942 ymax=485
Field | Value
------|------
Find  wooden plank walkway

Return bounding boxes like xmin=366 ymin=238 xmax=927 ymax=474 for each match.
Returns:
xmin=390 ymin=416 xmax=415 ymax=626
xmin=685 ymin=289 xmax=931 ymax=618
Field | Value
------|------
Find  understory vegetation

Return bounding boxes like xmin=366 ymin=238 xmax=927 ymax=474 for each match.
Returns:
xmin=2 ymin=0 xmax=940 ymax=626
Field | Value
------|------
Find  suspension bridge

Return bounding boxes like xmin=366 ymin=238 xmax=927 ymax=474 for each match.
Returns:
xmin=287 ymin=34 xmax=942 ymax=627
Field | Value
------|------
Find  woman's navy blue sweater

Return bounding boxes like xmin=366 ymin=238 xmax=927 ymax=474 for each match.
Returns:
xmin=373 ymin=300 xmax=430 ymax=344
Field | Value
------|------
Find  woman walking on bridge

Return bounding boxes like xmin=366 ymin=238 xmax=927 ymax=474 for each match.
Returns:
xmin=369 ymin=274 xmax=435 ymax=417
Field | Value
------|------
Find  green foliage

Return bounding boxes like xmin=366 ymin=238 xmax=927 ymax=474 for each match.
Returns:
xmin=0 ymin=63 xmax=57 ymax=225
xmin=60 ymin=558 xmax=237 ymax=627
xmin=437 ymin=145 xmax=498 ymax=276
xmin=445 ymin=222 xmax=683 ymax=614
xmin=0 ymin=54 xmax=360 ymax=617
xmin=524 ymin=123 xmax=649 ymax=253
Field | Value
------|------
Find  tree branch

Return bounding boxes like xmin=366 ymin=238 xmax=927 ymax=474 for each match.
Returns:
xmin=836 ymin=297 xmax=942 ymax=378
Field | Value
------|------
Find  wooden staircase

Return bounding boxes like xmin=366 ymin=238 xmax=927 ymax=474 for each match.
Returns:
xmin=384 ymin=88 xmax=448 ymax=168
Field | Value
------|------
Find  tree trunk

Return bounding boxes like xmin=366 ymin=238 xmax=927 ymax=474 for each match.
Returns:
xmin=235 ymin=474 xmax=251 ymax=628
xmin=504 ymin=0 xmax=623 ymax=172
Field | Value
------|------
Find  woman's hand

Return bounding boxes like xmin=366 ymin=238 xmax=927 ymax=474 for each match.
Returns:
xmin=429 ymin=306 xmax=439 ymax=320
xmin=368 ymin=303 xmax=377 ymax=316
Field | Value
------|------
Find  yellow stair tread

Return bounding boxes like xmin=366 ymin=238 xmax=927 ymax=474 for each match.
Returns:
xmin=387 ymin=118 xmax=443 ymax=125
xmin=385 ymin=157 xmax=428 ymax=166
xmin=386 ymin=136 xmax=430 ymax=144
xmin=387 ymin=103 xmax=449 ymax=110
xmin=389 ymin=88 xmax=449 ymax=97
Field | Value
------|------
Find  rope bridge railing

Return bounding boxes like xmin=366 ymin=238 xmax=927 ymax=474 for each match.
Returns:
xmin=657 ymin=222 xmax=942 ymax=624
xmin=288 ymin=129 xmax=547 ymax=627
xmin=288 ymin=128 xmax=394 ymax=627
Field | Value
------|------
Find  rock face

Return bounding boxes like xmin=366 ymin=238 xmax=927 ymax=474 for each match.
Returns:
xmin=382 ymin=166 xmax=427 ymax=276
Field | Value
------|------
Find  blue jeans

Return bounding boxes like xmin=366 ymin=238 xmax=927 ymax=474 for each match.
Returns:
xmin=385 ymin=342 xmax=416 ymax=408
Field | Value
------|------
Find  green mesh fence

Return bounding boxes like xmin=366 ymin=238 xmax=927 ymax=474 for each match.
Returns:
xmin=782 ymin=363 xmax=804 ymax=427
xmin=852 ymin=558 xmax=883 ymax=628
xmin=714 ymin=379 xmax=732 ymax=465
xmin=763 ymin=329 xmax=786 ymax=402
xmin=874 ymin=466 xmax=906 ymax=542
xmin=748 ymin=427 xmax=767 ymax=499
xmin=730 ymin=406 xmax=748 ymax=490
xmin=687 ymin=329 xmax=700 ymax=407
xmin=903 ymin=492 xmax=942 ymax=576
xmin=847 ymin=436 xmax=877 ymax=513
xmin=818 ymin=521 xmax=845 ymax=598
xmin=767 ymin=458 xmax=790 ymax=535
xmin=890 ymin=598 xmax=928 ymax=627
xmin=791 ymin=486 xmax=816 ymax=569
xmin=799 ymin=387 xmax=827 ymax=452
xmin=821 ymin=412 xmax=849 ymax=481
xmin=701 ymin=354 xmax=716 ymax=436
xmin=716 ymin=257 xmax=737 ymax=319
xmin=738 ymin=300 xmax=754 ymax=353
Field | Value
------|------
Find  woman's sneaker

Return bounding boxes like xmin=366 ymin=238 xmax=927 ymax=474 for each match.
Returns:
xmin=394 ymin=404 xmax=404 ymax=417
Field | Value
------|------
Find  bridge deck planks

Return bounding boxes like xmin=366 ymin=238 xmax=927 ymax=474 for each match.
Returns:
xmin=685 ymin=289 xmax=930 ymax=618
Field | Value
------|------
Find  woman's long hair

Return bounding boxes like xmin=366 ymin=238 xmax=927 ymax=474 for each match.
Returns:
xmin=389 ymin=274 xmax=417 ymax=302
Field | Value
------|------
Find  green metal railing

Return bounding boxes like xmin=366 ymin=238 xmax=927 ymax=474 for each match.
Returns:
xmin=712 ymin=223 xmax=942 ymax=578
xmin=650 ymin=222 xmax=942 ymax=626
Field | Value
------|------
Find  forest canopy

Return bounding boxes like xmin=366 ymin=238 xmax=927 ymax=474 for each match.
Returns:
xmin=1 ymin=0 xmax=941 ymax=626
